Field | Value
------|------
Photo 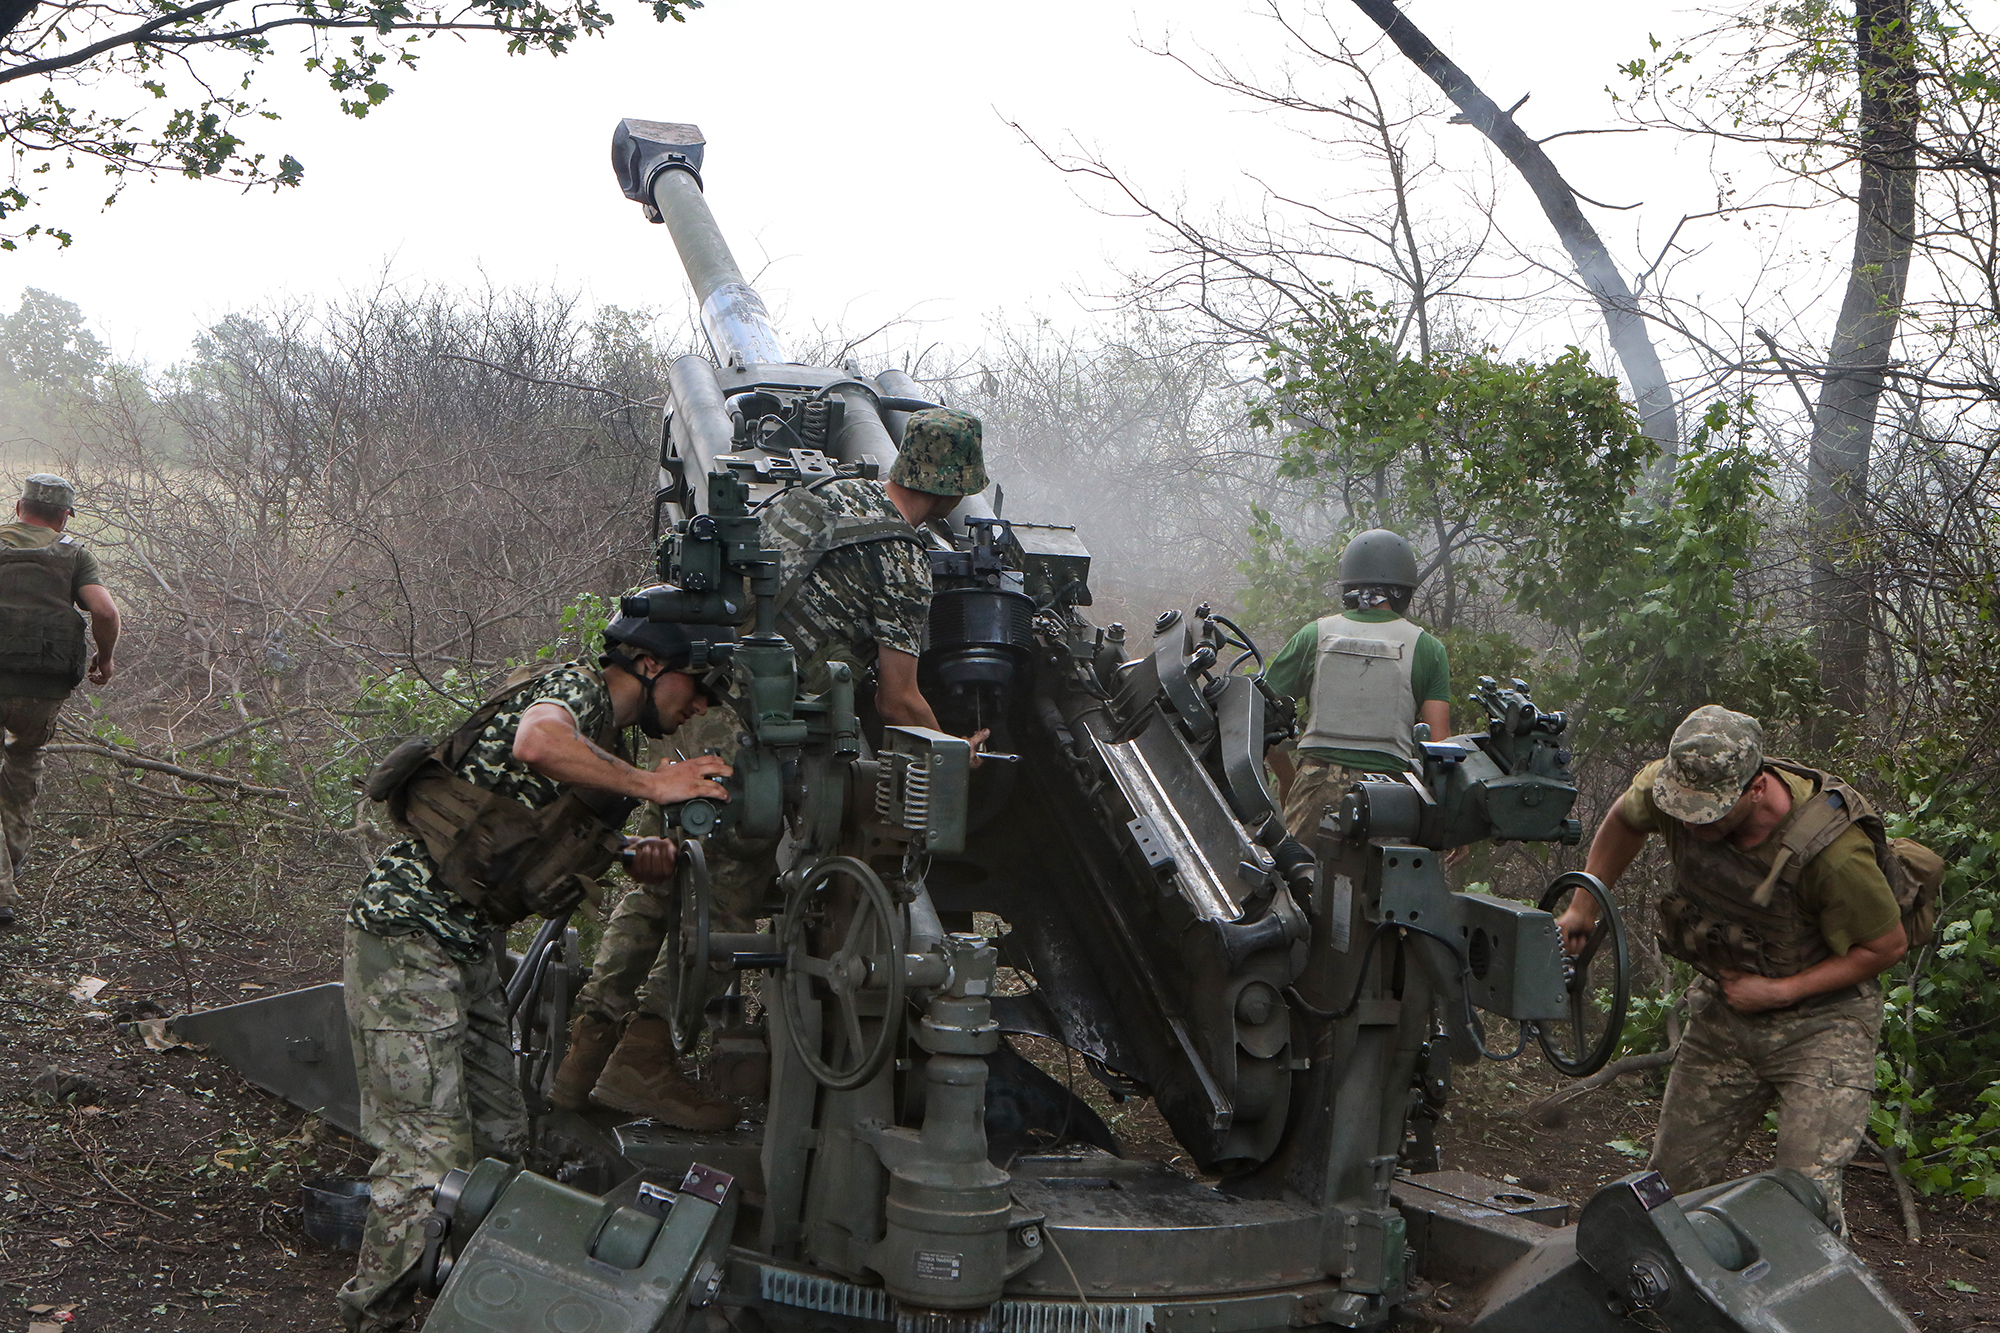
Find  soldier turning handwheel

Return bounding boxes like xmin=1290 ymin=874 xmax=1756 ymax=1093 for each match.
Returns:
xmin=1554 ymin=705 xmax=1925 ymax=1235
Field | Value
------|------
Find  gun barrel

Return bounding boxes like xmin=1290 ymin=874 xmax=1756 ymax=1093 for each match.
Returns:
xmin=613 ymin=119 xmax=788 ymax=368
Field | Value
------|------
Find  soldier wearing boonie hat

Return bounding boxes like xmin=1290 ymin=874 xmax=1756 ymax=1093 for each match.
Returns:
xmin=889 ymin=407 xmax=988 ymax=497
xmin=1652 ymin=704 xmax=1766 ymax=824
xmin=1552 ymin=703 xmax=1910 ymax=1233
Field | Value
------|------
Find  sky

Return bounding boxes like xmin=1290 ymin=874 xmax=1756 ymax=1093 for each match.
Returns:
xmin=1 ymin=1 xmax=1740 ymax=371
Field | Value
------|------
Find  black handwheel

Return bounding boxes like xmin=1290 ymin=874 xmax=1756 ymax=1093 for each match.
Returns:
xmin=1536 ymin=870 xmax=1629 ymax=1078
xmin=781 ymin=855 xmax=907 ymax=1092
xmin=665 ymin=839 xmax=712 ymax=1055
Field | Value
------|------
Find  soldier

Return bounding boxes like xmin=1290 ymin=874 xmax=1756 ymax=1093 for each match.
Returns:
xmin=1262 ymin=528 xmax=1451 ymax=841
xmin=553 ymin=406 xmax=990 ymax=1124
xmin=0 ymin=473 xmax=120 ymax=928
xmin=337 ymin=602 xmax=733 ymax=1333
xmin=1553 ymin=705 xmax=1909 ymax=1233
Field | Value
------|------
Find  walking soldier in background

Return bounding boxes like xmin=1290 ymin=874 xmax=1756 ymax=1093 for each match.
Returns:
xmin=1262 ymin=527 xmax=1451 ymax=841
xmin=0 ymin=473 xmax=121 ymax=928
xmin=338 ymin=601 xmax=733 ymax=1333
xmin=1555 ymin=705 xmax=1930 ymax=1234
xmin=552 ymin=406 xmax=993 ymax=1122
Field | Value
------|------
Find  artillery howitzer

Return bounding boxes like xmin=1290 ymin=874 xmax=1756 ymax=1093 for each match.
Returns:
xmin=174 ymin=121 xmax=1917 ymax=1333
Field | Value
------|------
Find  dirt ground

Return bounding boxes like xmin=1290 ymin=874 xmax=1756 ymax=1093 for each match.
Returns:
xmin=4 ymin=888 xmax=1997 ymax=1333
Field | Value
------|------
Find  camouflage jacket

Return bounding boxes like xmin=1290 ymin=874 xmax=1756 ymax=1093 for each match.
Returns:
xmin=763 ymin=479 xmax=933 ymax=693
xmin=348 ymin=664 xmax=616 ymax=960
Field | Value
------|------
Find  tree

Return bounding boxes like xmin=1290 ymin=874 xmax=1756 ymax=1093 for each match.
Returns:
xmin=0 ymin=0 xmax=704 ymax=248
xmin=1242 ymin=290 xmax=1656 ymax=637
xmin=1345 ymin=0 xmax=1680 ymax=456
xmin=0 ymin=286 xmax=106 ymax=386
xmin=1804 ymin=0 xmax=1918 ymax=725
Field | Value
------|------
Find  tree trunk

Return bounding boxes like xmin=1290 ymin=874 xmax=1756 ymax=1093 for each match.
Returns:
xmin=1807 ymin=0 xmax=1918 ymax=724
xmin=1348 ymin=0 xmax=1679 ymax=454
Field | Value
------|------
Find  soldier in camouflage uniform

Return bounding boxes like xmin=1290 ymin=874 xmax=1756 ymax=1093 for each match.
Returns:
xmin=0 ymin=474 xmax=121 ymax=928
xmin=1554 ymin=706 xmax=1909 ymax=1233
xmin=338 ymin=608 xmax=733 ymax=1333
xmin=555 ymin=407 xmax=991 ymax=1116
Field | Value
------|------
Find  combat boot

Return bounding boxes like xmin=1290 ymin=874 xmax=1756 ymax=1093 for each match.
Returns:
xmin=549 ymin=1011 xmax=618 ymax=1111
xmin=589 ymin=1015 xmax=738 ymax=1131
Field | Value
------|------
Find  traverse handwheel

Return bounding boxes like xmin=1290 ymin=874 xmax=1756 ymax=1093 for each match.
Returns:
xmin=665 ymin=838 xmax=713 ymax=1055
xmin=1536 ymin=871 xmax=1629 ymax=1078
xmin=780 ymin=855 xmax=907 ymax=1091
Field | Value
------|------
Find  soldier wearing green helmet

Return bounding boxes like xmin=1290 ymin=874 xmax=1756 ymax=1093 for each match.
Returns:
xmin=1261 ymin=527 xmax=1452 ymax=841
xmin=0 ymin=473 xmax=123 ymax=929
xmin=552 ymin=406 xmax=994 ymax=1124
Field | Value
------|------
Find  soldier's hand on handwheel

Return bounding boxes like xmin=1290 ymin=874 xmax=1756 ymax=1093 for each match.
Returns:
xmin=649 ymin=753 xmax=732 ymax=805
xmin=1554 ymin=901 xmax=1597 ymax=956
xmin=966 ymin=728 xmax=991 ymax=770
xmin=623 ymin=836 xmax=678 ymax=883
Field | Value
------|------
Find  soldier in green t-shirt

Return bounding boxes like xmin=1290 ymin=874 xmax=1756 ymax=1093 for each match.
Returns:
xmin=1553 ymin=705 xmax=1907 ymax=1232
xmin=0 ymin=474 xmax=122 ymax=928
xmin=1261 ymin=529 xmax=1451 ymax=841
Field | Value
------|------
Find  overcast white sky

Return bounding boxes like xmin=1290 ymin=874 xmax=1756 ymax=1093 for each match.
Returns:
xmin=2 ymin=1 xmax=1740 ymax=370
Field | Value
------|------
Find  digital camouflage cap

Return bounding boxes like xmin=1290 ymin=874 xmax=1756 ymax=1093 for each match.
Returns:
xmin=890 ymin=408 xmax=987 ymax=497
xmin=21 ymin=473 xmax=75 ymax=512
xmin=1654 ymin=704 xmax=1764 ymax=824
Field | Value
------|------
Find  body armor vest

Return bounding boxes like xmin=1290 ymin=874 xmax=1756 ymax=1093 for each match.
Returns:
xmin=1654 ymin=759 xmax=1909 ymax=979
xmin=0 ymin=536 xmax=88 ymax=686
xmin=1299 ymin=614 xmax=1423 ymax=767
xmin=366 ymin=662 xmax=636 ymax=926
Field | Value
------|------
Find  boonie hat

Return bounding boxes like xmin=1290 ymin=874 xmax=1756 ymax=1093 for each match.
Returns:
xmin=22 ymin=473 xmax=76 ymax=512
xmin=1654 ymin=704 xmax=1764 ymax=824
xmin=889 ymin=408 xmax=987 ymax=498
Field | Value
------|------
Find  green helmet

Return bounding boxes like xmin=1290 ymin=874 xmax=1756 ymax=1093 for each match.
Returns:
xmin=1338 ymin=528 xmax=1421 ymax=590
xmin=889 ymin=407 xmax=988 ymax=497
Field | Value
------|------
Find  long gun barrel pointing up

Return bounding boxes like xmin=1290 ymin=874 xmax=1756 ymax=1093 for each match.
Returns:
xmin=612 ymin=120 xmax=789 ymax=368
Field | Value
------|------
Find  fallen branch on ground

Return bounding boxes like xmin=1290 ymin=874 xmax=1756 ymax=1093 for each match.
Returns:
xmin=1527 ymin=1044 xmax=1679 ymax=1118
xmin=46 ymin=745 xmax=290 ymax=798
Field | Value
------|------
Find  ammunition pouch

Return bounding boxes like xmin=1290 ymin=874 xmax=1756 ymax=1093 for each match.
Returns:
xmin=0 ymin=604 xmax=89 ymax=686
xmin=399 ymin=761 xmax=637 ymax=927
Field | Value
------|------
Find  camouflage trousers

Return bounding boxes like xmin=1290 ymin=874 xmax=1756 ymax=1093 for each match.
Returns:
xmin=337 ymin=925 xmax=526 ymax=1333
xmin=1650 ymin=976 xmax=1882 ymax=1234
xmin=575 ymin=706 xmax=777 ymax=1025
xmin=0 ymin=694 xmax=64 ymax=909
xmin=1281 ymin=758 xmax=1369 ymax=845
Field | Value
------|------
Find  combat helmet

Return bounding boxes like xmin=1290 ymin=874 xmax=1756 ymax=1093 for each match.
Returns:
xmin=602 ymin=588 xmax=737 ymax=676
xmin=1338 ymin=529 xmax=1422 ymax=591
xmin=890 ymin=407 xmax=988 ymax=497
